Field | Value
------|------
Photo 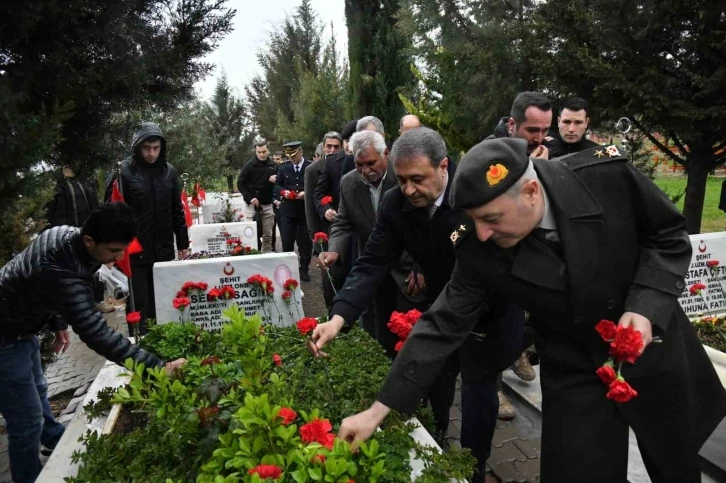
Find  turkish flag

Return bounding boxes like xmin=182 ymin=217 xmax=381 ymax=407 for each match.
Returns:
xmin=110 ymin=180 xmax=143 ymax=278
xmin=181 ymin=189 xmax=193 ymax=227
xmin=192 ymin=182 xmax=206 ymax=207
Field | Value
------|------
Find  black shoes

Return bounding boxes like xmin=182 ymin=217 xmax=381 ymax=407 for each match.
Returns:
xmin=300 ymin=269 xmax=311 ymax=282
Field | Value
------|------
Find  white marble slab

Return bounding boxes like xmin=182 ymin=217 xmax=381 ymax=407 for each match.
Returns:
xmin=189 ymin=222 xmax=258 ymax=254
xmin=200 ymin=192 xmax=247 ymax=224
xmin=153 ymin=253 xmax=304 ymax=330
xmin=680 ymin=232 xmax=726 ymax=316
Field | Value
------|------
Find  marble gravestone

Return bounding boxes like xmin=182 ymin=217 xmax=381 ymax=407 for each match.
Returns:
xmin=189 ymin=222 xmax=258 ymax=254
xmin=153 ymin=253 xmax=304 ymax=331
xmin=201 ymin=192 xmax=247 ymax=224
xmin=679 ymin=232 xmax=726 ymax=316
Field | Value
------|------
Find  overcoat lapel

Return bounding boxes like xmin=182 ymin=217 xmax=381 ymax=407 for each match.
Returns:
xmin=354 ymin=180 xmax=376 ymax=224
xmin=533 ymin=159 xmax=607 ymax=318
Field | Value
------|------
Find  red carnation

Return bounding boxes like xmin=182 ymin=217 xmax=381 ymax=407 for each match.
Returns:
xmin=284 ymin=278 xmax=299 ymax=291
xmin=299 ymin=418 xmax=334 ymax=449
xmin=195 ymin=282 xmax=208 ymax=291
xmin=248 ymin=464 xmax=283 ymax=479
xmin=232 ymin=246 xmax=242 ymax=255
xmin=221 ymin=285 xmax=235 ymax=300
xmin=176 ymin=290 xmax=186 ymax=298
xmin=321 ymin=195 xmax=333 ymax=205
xmin=282 ymin=291 xmax=292 ymax=303
xmin=609 ymin=324 xmax=644 ymax=364
xmin=248 ymin=274 xmax=263 ymax=285
xmin=689 ymin=282 xmax=707 ymax=296
xmin=595 ymin=319 xmax=617 ymax=341
xmin=404 ymin=309 xmax=422 ymax=325
xmin=606 ymin=378 xmax=638 ymax=403
xmin=266 ymin=284 xmax=274 ymax=295
xmin=394 ymin=340 xmax=404 ymax=352
xmin=172 ymin=297 xmax=191 ymax=310
xmin=207 ymin=288 xmax=223 ymax=301
xmin=388 ymin=317 xmax=412 ymax=340
xmin=245 ymin=246 xmax=252 ymax=253
xmin=595 ymin=364 xmax=617 ymax=384
xmin=126 ymin=311 xmax=141 ymax=325
xmin=277 ymin=407 xmax=297 ymax=425
xmin=296 ymin=317 xmax=318 ymax=335
xmin=181 ymin=281 xmax=197 ymax=294
xmin=707 ymin=260 xmax=720 ymax=268
xmin=272 ymin=353 xmax=282 ymax=366
xmin=313 ymin=232 xmax=329 ymax=244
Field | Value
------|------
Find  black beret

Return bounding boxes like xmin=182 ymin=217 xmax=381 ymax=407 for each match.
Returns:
xmin=340 ymin=119 xmax=359 ymax=141
xmin=451 ymin=138 xmax=530 ymax=210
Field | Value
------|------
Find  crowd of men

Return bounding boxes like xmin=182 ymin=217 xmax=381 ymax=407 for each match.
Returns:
xmin=1 ymin=90 xmax=725 ymax=483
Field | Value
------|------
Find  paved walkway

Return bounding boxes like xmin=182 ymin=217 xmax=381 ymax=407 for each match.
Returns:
xmin=0 ymin=309 xmax=126 ymax=483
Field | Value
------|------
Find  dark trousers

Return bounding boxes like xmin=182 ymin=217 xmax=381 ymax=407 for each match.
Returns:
xmin=279 ymin=215 xmax=312 ymax=270
xmin=0 ymin=336 xmax=65 ymax=483
xmin=271 ymin=211 xmax=278 ymax=251
xmin=462 ymin=377 xmax=499 ymax=473
xmin=126 ymin=263 xmax=155 ymax=334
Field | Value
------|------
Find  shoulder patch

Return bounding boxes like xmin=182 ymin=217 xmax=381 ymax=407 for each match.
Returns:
xmin=565 ymin=145 xmax=628 ymax=171
xmin=451 ymin=218 xmax=474 ymax=247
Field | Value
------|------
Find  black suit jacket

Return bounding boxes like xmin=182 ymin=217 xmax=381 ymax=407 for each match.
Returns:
xmin=313 ymin=151 xmax=350 ymax=219
xmin=379 ymin=149 xmax=726 ymax=472
xmin=304 ymin=159 xmax=329 ymax=238
xmin=275 ymin=160 xmax=310 ymax=219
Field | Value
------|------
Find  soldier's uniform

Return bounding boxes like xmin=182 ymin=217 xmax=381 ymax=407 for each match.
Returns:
xmin=377 ymin=138 xmax=726 ymax=482
xmin=275 ymin=142 xmax=312 ymax=280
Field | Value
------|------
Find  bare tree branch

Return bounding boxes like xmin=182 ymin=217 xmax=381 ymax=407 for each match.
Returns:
xmin=630 ymin=116 xmax=686 ymax=166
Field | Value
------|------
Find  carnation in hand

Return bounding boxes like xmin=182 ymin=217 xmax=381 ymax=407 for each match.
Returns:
xmin=609 ymin=324 xmax=644 ymax=364
xmin=606 ymin=378 xmax=638 ymax=403
xmin=296 ymin=317 xmax=318 ymax=335
xmin=596 ymin=364 xmax=617 ymax=384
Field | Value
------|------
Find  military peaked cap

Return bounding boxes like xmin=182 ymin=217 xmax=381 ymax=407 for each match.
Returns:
xmin=283 ymin=141 xmax=303 ymax=157
xmin=451 ymin=138 xmax=530 ymax=210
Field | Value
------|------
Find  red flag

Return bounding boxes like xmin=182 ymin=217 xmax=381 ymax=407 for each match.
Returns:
xmin=110 ymin=180 xmax=143 ymax=278
xmin=181 ymin=189 xmax=193 ymax=227
xmin=192 ymin=182 xmax=206 ymax=206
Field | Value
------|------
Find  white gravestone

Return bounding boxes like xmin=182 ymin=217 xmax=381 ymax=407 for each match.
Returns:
xmin=153 ymin=253 xmax=304 ymax=330
xmin=201 ymin=192 xmax=247 ymax=224
xmin=189 ymin=222 xmax=258 ymax=254
xmin=678 ymin=232 xmax=726 ymax=316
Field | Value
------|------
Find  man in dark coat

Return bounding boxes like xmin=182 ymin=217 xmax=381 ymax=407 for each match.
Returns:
xmin=334 ymin=138 xmax=726 ymax=483
xmin=312 ymin=128 xmax=523 ymax=480
xmin=105 ymin=122 xmax=189 ymax=331
xmin=0 ymin=203 xmax=184 ymax=483
xmin=237 ymin=141 xmax=277 ymax=253
xmin=276 ymin=141 xmax=312 ymax=281
xmin=46 ymin=166 xmax=99 ymax=229
xmin=314 ymin=121 xmax=360 ymax=223
xmin=548 ymin=97 xmax=600 ymax=159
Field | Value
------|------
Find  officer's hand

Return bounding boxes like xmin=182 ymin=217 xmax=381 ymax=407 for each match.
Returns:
xmin=178 ymin=249 xmax=188 ymax=259
xmin=532 ymin=145 xmax=549 ymax=160
xmin=406 ymin=271 xmax=426 ymax=297
xmin=52 ymin=330 xmax=71 ymax=354
xmin=268 ymin=175 xmax=277 ymax=183
xmin=337 ymin=402 xmax=391 ymax=449
xmin=274 ymin=200 xmax=281 ymax=208
xmin=324 ymin=209 xmax=337 ymax=222
xmin=164 ymin=358 xmax=188 ymax=377
xmin=618 ymin=312 xmax=653 ymax=352
xmin=251 ymin=198 xmax=260 ymax=207
xmin=296 ymin=191 xmax=305 ymax=200
xmin=318 ymin=251 xmax=339 ymax=267
xmin=308 ymin=316 xmax=345 ymax=357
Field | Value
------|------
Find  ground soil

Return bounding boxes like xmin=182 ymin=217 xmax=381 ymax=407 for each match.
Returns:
xmin=300 ymin=262 xmax=329 ymax=319
xmin=48 ymin=388 xmax=75 ymax=417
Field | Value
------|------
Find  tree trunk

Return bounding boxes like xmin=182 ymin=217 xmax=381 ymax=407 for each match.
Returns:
xmin=682 ymin=146 xmax=714 ymax=234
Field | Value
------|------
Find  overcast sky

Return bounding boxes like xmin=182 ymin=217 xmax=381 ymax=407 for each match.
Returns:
xmin=194 ymin=0 xmax=347 ymax=101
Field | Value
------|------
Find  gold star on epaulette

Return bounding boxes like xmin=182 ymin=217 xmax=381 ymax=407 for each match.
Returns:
xmin=594 ymin=149 xmax=605 ymax=158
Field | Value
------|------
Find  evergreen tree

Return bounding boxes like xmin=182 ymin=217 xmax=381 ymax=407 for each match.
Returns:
xmin=345 ymin=0 xmax=413 ymax=138
xmin=397 ymin=0 xmax=541 ymax=152
xmin=205 ymin=72 xmax=253 ymax=182
xmin=537 ymin=0 xmax=726 ymax=233
xmin=246 ymin=0 xmax=322 ymax=144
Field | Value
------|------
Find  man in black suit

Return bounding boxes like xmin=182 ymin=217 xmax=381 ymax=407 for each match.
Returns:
xmin=275 ymin=141 xmax=312 ymax=281
xmin=313 ymin=128 xmax=523 ymax=478
xmin=313 ymin=120 xmax=359 ymax=223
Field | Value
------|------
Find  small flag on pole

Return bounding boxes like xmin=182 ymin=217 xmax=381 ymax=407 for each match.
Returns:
xmin=181 ymin=189 xmax=193 ymax=227
xmin=110 ymin=180 xmax=143 ymax=278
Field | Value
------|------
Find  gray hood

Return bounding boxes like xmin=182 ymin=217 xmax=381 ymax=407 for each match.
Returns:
xmin=131 ymin=122 xmax=167 ymax=165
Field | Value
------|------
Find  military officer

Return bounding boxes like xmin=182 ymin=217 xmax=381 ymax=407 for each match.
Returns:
xmin=275 ymin=141 xmax=312 ymax=281
xmin=333 ymin=138 xmax=726 ymax=482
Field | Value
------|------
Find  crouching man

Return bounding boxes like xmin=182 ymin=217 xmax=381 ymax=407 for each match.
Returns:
xmin=0 ymin=202 xmax=185 ymax=483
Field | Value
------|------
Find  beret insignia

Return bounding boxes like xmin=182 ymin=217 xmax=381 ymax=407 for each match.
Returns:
xmin=486 ymin=163 xmax=509 ymax=187
xmin=606 ymin=145 xmax=621 ymax=157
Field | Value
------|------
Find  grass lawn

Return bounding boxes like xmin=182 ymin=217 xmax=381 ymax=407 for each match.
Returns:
xmin=653 ymin=174 xmax=725 ymax=233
